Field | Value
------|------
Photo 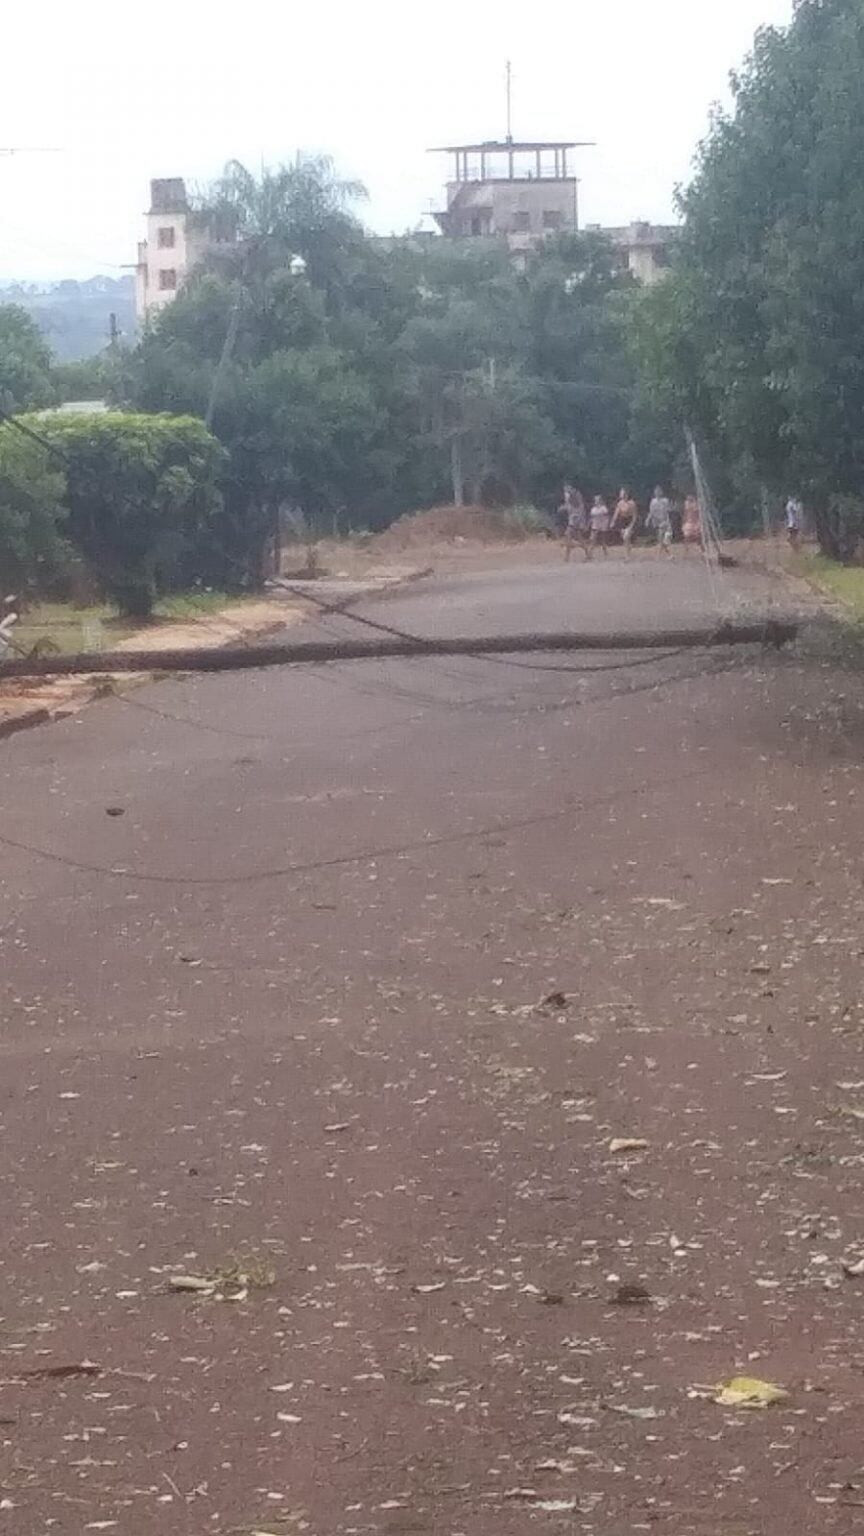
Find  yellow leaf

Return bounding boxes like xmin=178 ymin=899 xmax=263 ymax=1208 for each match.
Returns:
xmin=714 ymin=1376 xmax=789 ymax=1409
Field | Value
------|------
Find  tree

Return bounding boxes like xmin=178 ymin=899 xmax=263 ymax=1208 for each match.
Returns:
xmin=24 ymin=412 xmax=226 ymax=617
xmin=0 ymin=305 xmax=54 ymax=412
xmin=0 ymin=427 xmax=68 ymax=594
xmin=642 ymin=0 xmax=864 ymax=554
xmin=124 ymin=158 xmax=653 ymax=551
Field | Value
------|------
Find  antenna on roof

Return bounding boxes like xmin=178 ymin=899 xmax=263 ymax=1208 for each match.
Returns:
xmin=505 ymin=60 xmax=513 ymax=143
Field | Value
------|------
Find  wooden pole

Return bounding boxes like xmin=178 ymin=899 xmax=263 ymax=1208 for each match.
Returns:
xmin=0 ymin=621 xmax=799 ymax=680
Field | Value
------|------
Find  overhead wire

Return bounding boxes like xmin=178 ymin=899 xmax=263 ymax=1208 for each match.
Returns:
xmin=0 ymin=756 xmax=717 ymax=891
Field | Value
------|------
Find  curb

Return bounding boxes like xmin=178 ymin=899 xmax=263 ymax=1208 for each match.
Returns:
xmin=0 ymin=707 xmax=51 ymax=741
xmin=0 ymin=603 xmax=308 ymax=746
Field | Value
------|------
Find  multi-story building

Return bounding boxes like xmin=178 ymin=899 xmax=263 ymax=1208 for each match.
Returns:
xmin=598 ymin=220 xmax=677 ymax=285
xmin=430 ymin=139 xmax=583 ymax=253
xmin=135 ymin=178 xmax=216 ymax=321
xmin=429 ymin=143 xmax=677 ymax=281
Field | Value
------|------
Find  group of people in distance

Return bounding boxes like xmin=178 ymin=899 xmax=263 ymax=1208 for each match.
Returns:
xmin=558 ymin=485 xmax=703 ymax=562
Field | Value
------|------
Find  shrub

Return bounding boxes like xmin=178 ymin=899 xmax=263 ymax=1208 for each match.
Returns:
xmin=22 ymin=411 xmax=226 ymax=617
xmin=0 ymin=428 xmax=69 ymax=595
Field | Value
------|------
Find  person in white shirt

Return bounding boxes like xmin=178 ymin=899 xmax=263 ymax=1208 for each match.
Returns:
xmin=647 ymin=487 xmax=673 ymax=557
xmin=589 ymin=494 xmax=611 ymax=558
xmin=785 ymin=496 xmax=804 ymax=551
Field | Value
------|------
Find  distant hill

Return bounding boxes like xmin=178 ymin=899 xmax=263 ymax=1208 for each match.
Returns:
xmin=0 ymin=276 xmax=136 ymax=361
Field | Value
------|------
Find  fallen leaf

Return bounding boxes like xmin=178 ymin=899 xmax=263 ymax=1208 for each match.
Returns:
xmin=323 ymin=1122 xmax=350 ymax=1133
xmin=609 ymin=1403 xmax=664 ymax=1420
xmin=105 ymin=807 xmax=125 ymax=817
xmin=842 ymin=1258 xmax=864 ymax=1279
xmin=609 ymin=1138 xmax=649 ymax=1155
xmin=713 ymin=1376 xmax=789 ymax=1409
xmin=636 ymin=896 xmax=685 ymax=909
xmin=276 ymin=1412 xmax=302 ymax=1424
xmin=20 ymin=1362 xmax=101 ymax=1381
xmin=539 ymin=990 xmax=570 ymax=1011
xmin=169 ymin=1275 xmax=215 ymax=1294
xmin=411 ymin=1281 xmax=446 ymax=1294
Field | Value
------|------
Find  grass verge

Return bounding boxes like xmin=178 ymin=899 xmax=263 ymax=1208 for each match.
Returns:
xmin=795 ymin=554 xmax=864 ymax=621
xmin=13 ymin=591 xmax=247 ymax=656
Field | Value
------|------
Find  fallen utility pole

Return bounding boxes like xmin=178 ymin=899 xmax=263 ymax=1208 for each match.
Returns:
xmin=0 ymin=620 xmax=798 ymax=680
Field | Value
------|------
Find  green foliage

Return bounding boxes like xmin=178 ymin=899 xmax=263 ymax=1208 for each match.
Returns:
xmin=0 ymin=305 xmax=54 ymax=412
xmin=121 ymin=159 xmax=658 ymax=564
xmin=51 ymin=354 xmax=115 ymax=404
xmin=22 ymin=412 xmax=225 ymax=617
xmin=638 ymin=0 xmax=864 ymax=556
xmin=797 ymin=551 xmax=864 ymax=620
xmin=0 ymin=428 xmax=69 ymax=593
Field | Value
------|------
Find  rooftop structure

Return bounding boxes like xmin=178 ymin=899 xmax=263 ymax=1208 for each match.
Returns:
xmin=594 ymin=220 xmax=678 ymax=284
xmin=430 ymin=137 xmax=590 ymax=251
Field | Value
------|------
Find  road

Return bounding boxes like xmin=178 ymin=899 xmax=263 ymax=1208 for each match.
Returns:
xmin=1 ymin=554 xmax=863 ymax=1534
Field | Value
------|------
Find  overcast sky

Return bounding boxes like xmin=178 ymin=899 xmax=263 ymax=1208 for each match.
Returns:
xmin=0 ymin=0 xmax=794 ymax=282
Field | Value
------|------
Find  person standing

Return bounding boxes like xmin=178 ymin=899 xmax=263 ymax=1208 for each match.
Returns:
xmin=682 ymin=493 xmax=702 ymax=552
xmin=647 ymin=486 xmax=674 ymax=557
xmin=563 ymin=488 xmax=589 ymax=562
xmin=556 ymin=484 xmax=574 ymax=537
xmin=612 ymin=488 xmax=639 ymax=556
xmin=785 ymin=495 xmax=804 ymax=551
xmin=589 ymin=494 xmax=611 ymax=558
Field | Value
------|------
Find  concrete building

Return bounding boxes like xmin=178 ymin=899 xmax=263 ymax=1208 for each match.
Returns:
xmin=596 ymin=221 xmax=677 ymax=285
xmin=430 ymin=140 xmax=585 ymax=252
xmin=135 ymin=178 xmax=216 ymax=321
xmin=428 ymin=143 xmax=677 ymax=282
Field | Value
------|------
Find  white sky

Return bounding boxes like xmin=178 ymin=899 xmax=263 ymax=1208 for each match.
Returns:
xmin=0 ymin=0 xmax=794 ymax=282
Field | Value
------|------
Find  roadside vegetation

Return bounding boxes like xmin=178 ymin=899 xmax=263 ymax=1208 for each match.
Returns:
xmin=792 ymin=555 xmax=864 ymax=623
xmin=13 ymin=590 xmax=247 ymax=657
xmin=634 ymin=0 xmax=864 ymax=564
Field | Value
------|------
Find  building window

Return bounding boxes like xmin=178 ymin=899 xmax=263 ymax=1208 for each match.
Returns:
xmin=157 ymin=225 xmax=176 ymax=249
xmin=158 ymin=268 xmax=178 ymax=291
xmin=542 ymin=210 xmax=564 ymax=231
xmin=513 ymin=211 xmax=531 ymax=232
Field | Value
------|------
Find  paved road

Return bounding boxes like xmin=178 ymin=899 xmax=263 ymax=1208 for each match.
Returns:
xmin=282 ymin=551 xmax=799 ymax=644
xmin=1 ymin=558 xmax=863 ymax=1534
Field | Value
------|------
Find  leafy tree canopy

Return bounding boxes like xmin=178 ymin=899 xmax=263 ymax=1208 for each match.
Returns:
xmin=635 ymin=0 xmax=864 ymax=553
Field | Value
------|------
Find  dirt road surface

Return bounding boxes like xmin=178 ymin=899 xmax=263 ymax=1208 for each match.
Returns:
xmin=2 ymin=555 xmax=864 ymax=1534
